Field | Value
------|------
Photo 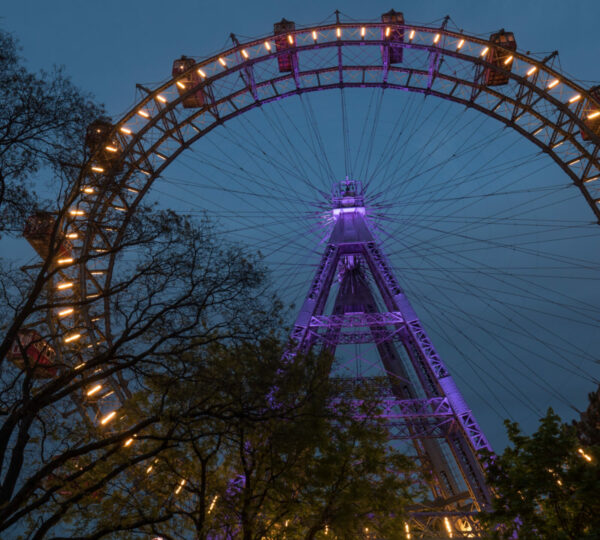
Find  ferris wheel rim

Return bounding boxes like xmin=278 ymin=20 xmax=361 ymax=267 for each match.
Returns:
xmin=47 ymin=16 xmax=600 ymax=413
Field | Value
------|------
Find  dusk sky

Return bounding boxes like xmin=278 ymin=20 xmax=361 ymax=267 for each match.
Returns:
xmin=2 ymin=1 xmax=600 ymax=450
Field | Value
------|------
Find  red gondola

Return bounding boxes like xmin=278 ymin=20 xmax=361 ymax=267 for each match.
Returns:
xmin=172 ymin=56 xmax=206 ymax=108
xmin=483 ymin=30 xmax=517 ymax=87
xmin=7 ymin=330 xmax=57 ymax=378
xmin=274 ymin=18 xmax=296 ymax=73
xmin=381 ymin=10 xmax=405 ymax=64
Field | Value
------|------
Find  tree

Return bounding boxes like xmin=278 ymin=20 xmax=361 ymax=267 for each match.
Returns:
xmin=482 ymin=408 xmax=600 ymax=539
xmin=575 ymin=387 xmax=600 ymax=446
xmin=0 ymin=28 xmax=280 ymax=538
xmin=63 ymin=339 xmax=419 ymax=540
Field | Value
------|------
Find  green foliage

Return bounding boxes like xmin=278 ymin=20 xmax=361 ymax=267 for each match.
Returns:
xmin=482 ymin=408 xmax=600 ymax=540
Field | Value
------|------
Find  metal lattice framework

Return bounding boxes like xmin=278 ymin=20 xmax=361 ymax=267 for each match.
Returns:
xmin=24 ymin=13 xmax=600 ymax=538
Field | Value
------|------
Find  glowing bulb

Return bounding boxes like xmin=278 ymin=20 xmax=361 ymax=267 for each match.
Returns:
xmin=457 ymin=39 xmax=465 ymax=49
xmin=66 ymin=233 xmax=78 ymax=239
xmin=287 ymin=34 xmax=294 ymax=44
xmin=444 ymin=517 xmax=453 ymax=537
xmin=57 ymin=258 xmax=74 ymax=264
xmin=91 ymin=166 xmax=104 ymax=173
xmin=218 ymin=57 xmax=226 ymax=66
xmin=83 ymin=187 xmax=95 ymax=194
xmin=120 ymin=127 xmax=132 ymax=134
xmin=264 ymin=41 xmax=271 ymax=51
xmin=405 ymin=522 xmax=411 ymax=539
xmin=526 ymin=66 xmax=537 ymax=76
xmin=360 ymin=27 xmax=366 ymax=37
xmin=87 ymin=384 xmax=102 ymax=396
xmin=208 ymin=495 xmax=218 ymax=513
xmin=433 ymin=33 xmax=440 ymax=44
xmin=105 ymin=145 xmax=118 ymax=152
xmin=569 ymin=94 xmax=581 ymax=103
xmin=64 ymin=333 xmax=81 ymax=343
xmin=197 ymin=68 xmax=206 ymax=77
xmin=385 ymin=27 xmax=391 ymax=37
xmin=137 ymin=109 xmax=149 ymax=118
xmin=587 ymin=111 xmax=600 ymax=120
xmin=57 ymin=282 xmax=73 ymax=289
xmin=100 ymin=411 xmax=116 ymax=425
xmin=124 ymin=438 xmax=134 ymax=447
xmin=241 ymin=49 xmax=249 ymax=59
xmin=336 ymin=27 xmax=341 ymax=38
xmin=69 ymin=209 xmax=84 ymax=216
xmin=175 ymin=479 xmax=186 ymax=494
xmin=146 ymin=465 xmax=153 ymax=473
xmin=156 ymin=94 xmax=167 ymax=103
xmin=504 ymin=55 xmax=513 ymax=65
xmin=409 ymin=30 xmax=415 ymax=40
xmin=312 ymin=30 xmax=317 ymax=41
xmin=547 ymin=78 xmax=559 ymax=89
xmin=176 ymin=81 xmax=186 ymax=89
xmin=58 ymin=308 xmax=74 ymax=317
xmin=480 ymin=46 xmax=489 ymax=57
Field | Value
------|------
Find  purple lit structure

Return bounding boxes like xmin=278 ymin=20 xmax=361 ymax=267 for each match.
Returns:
xmin=284 ymin=180 xmax=491 ymax=535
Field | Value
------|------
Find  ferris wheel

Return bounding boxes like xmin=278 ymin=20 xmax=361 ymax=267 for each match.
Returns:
xmin=10 ymin=9 xmax=600 ymax=538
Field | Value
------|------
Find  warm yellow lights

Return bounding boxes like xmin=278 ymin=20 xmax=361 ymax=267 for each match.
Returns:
xmin=105 ymin=145 xmax=118 ymax=152
xmin=264 ymin=41 xmax=271 ymax=51
xmin=197 ymin=68 xmax=206 ymax=77
xmin=360 ymin=27 xmax=366 ymax=38
xmin=578 ymin=448 xmax=593 ymax=462
xmin=218 ymin=57 xmax=226 ymax=66
xmin=547 ymin=78 xmax=559 ymax=89
xmin=176 ymin=80 xmax=186 ymax=89
xmin=385 ymin=27 xmax=391 ymax=37
xmin=100 ymin=411 xmax=116 ymax=425
xmin=91 ymin=166 xmax=104 ymax=173
xmin=124 ymin=438 xmax=134 ymax=447
xmin=66 ymin=232 xmax=78 ymax=239
xmin=457 ymin=39 xmax=465 ymax=49
xmin=58 ymin=308 xmax=74 ymax=317
xmin=64 ymin=333 xmax=81 ymax=343
xmin=87 ymin=384 xmax=102 ymax=396
xmin=324 ymin=524 xmax=329 ymax=535
xmin=69 ymin=209 xmax=85 ymax=216
xmin=312 ymin=30 xmax=317 ymax=41
xmin=83 ymin=187 xmax=95 ymax=194
xmin=504 ymin=55 xmax=513 ymax=65
xmin=57 ymin=282 xmax=74 ymax=290
xmin=146 ymin=465 xmax=153 ymax=474
xmin=433 ymin=33 xmax=440 ymax=44
xmin=444 ymin=517 xmax=453 ymax=537
xmin=336 ymin=27 xmax=341 ymax=38
xmin=405 ymin=522 xmax=411 ymax=539
xmin=175 ymin=479 xmax=186 ymax=494
xmin=569 ymin=94 xmax=581 ymax=103
xmin=208 ymin=495 xmax=218 ymax=513
xmin=409 ymin=30 xmax=415 ymax=40
xmin=480 ymin=46 xmax=489 ymax=57
xmin=241 ymin=49 xmax=249 ymax=59
xmin=137 ymin=109 xmax=150 ymax=118
xmin=57 ymin=258 xmax=74 ymax=265
xmin=120 ymin=126 xmax=132 ymax=135
xmin=587 ymin=111 xmax=600 ymax=120
xmin=526 ymin=66 xmax=537 ymax=76
xmin=287 ymin=34 xmax=294 ymax=44
xmin=156 ymin=94 xmax=167 ymax=103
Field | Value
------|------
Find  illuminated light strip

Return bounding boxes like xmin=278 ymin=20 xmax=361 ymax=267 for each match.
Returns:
xmin=83 ymin=187 xmax=95 ymax=194
xmin=64 ymin=333 xmax=81 ymax=343
xmin=57 ymin=282 xmax=73 ymax=290
xmin=146 ymin=465 xmax=153 ymax=474
xmin=218 ymin=57 xmax=226 ymax=66
xmin=336 ymin=28 xmax=341 ymax=38
xmin=137 ymin=109 xmax=150 ymax=118
xmin=208 ymin=495 xmax=218 ymax=513
xmin=140 ymin=169 xmax=152 ymax=176
xmin=526 ymin=66 xmax=537 ymax=76
xmin=70 ymin=209 xmax=85 ymax=216
xmin=312 ymin=30 xmax=317 ymax=41
xmin=547 ymin=78 xmax=559 ymax=89
xmin=433 ymin=33 xmax=440 ymax=44
xmin=456 ymin=39 xmax=465 ymax=50
xmin=156 ymin=94 xmax=167 ymax=103
xmin=197 ymin=68 xmax=206 ymax=77
xmin=74 ymin=363 xmax=86 ymax=370
xmin=124 ymin=438 xmax=134 ymax=447
xmin=569 ymin=93 xmax=581 ymax=103
xmin=578 ymin=448 xmax=592 ymax=461
xmin=91 ymin=271 xmax=105 ymax=275
xmin=480 ymin=46 xmax=489 ymax=57
xmin=533 ymin=126 xmax=545 ymax=135
xmin=91 ymin=166 xmax=104 ymax=173
xmin=409 ymin=29 xmax=415 ymax=40
xmin=588 ymin=111 xmax=600 ymax=120
xmin=264 ymin=41 xmax=271 ymax=51
xmin=87 ymin=384 xmax=102 ymax=396
xmin=360 ymin=27 xmax=366 ymax=38
xmin=58 ymin=308 xmax=74 ymax=317
xmin=568 ymin=158 xmax=581 ymax=166
xmin=584 ymin=174 xmax=600 ymax=183
xmin=127 ymin=187 xmax=140 ymax=193
xmin=66 ymin=233 xmax=78 ymax=239
xmin=287 ymin=34 xmax=294 ymax=44
xmin=176 ymin=81 xmax=186 ymax=89
xmin=241 ymin=49 xmax=249 ymax=59
xmin=105 ymin=145 xmax=118 ymax=152
xmin=120 ymin=126 xmax=132 ymax=135
xmin=552 ymin=141 xmax=564 ymax=149
xmin=444 ymin=517 xmax=453 ymax=538
xmin=504 ymin=55 xmax=513 ymax=65
xmin=100 ymin=411 xmax=117 ymax=425
xmin=385 ymin=27 xmax=390 ymax=37
xmin=57 ymin=258 xmax=74 ymax=264
xmin=405 ymin=522 xmax=411 ymax=539
xmin=175 ymin=479 xmax=186 ymax=494
xmin=114 ymin=206 xmax=127 ymax=212
xmin=155 ymin=152 xmax=167 ymax=161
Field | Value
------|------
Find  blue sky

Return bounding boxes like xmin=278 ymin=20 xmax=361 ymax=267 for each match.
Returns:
xmin=2 ymin=1 xmax=600 ymax=450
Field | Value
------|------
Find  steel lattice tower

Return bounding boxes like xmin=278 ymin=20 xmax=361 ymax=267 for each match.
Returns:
xmin=284 ymin=180 xmax=492 ymax=538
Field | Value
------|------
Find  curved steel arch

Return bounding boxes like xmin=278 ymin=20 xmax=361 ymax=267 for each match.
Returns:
xmin=48 ymin=19 xmax=600 ymax=420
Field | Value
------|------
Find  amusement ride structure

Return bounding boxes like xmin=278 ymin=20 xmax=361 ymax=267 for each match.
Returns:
xmin=8 ymin=9 xmax=600 ymax=538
